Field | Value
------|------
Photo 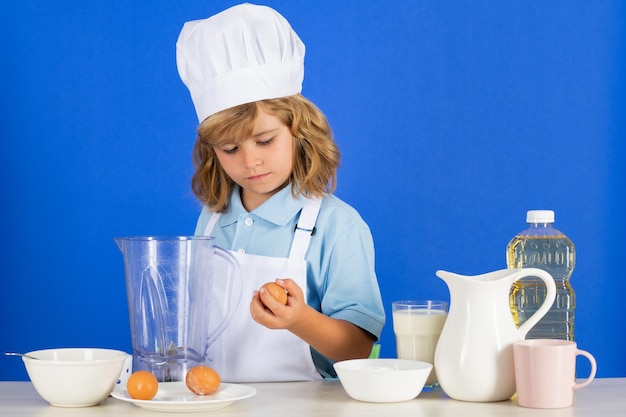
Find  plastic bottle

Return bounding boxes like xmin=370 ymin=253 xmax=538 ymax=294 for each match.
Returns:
xmin=507 ymin=210 xmax=576 ymax=340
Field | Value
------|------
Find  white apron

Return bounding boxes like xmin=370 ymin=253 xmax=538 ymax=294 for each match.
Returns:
xmin=203 ymin=198 xmax=323 ymax=382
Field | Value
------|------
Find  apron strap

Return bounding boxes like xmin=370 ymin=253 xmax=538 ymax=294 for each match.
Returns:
xmin=204 ymin=211 xmax=221 ymax=236
xmin=289 ymin=197 xmax=322 ymax=261
xmin=202 ymin=197 xmax=323 ymax=261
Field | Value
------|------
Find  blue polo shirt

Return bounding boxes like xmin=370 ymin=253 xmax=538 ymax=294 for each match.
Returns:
xmin=194 ymin=185 xmax=386 ymax=378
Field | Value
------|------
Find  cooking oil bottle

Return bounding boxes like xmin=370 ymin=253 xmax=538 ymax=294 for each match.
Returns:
xmin=507 ymin=210 xmax=576 ymax=340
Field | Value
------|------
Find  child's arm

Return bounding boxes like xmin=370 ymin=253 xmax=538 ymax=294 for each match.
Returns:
xmin=251 ymin=278 xmax=376 ymax=361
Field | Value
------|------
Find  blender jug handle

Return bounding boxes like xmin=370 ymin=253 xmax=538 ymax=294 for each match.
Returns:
xmin=204 ymin=246 xmax=242 ymax=350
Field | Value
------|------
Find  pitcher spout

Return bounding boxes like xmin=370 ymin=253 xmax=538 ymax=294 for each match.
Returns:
xmin=436 ymin=268 xmax=523 ymax=286
xmin=435 ymin=269 xmax=464 ymax=284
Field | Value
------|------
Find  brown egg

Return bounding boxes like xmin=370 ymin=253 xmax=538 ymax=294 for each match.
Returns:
xmin=262 ymin=282 xmax=288 ymax=305
xmin=185 ymin=365 xmax=221 ymax=395
xmin=126 ymin=370 xmax=158 ymax=400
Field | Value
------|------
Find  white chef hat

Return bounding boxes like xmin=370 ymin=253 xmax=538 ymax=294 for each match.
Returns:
xmin=176 ymin=3 xmax=305 ymax=123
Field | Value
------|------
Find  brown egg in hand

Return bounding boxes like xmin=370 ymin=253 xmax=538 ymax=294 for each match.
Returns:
xmin=261 ymin=282 xmax=288 ymax=305
xmin=185 ymin=365 xmax=221 ymax=395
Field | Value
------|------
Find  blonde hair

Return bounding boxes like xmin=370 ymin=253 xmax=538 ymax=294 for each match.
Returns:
xmin=191 ymin=94 xmax=340 ymax=212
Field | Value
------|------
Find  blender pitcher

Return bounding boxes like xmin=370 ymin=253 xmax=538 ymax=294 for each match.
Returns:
xmin=115 ymin=236 xmax=242 ymax=382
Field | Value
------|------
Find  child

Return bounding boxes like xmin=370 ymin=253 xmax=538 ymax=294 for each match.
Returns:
xmin=176 ymin=3 xmax=385 ymax=382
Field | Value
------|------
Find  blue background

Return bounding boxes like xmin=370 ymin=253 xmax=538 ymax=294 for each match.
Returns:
xmin=2 ymin=1 xmax=624 ymax=380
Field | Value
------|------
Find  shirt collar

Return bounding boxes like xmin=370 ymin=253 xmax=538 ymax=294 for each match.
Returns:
xmin=219 ymin=185 xmax=306 ymax=227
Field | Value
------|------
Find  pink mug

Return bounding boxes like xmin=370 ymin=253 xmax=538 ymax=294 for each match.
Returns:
xmin=513 ymin=339 xmax=597 ymax=409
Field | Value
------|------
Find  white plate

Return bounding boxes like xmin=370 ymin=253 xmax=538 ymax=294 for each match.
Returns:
xmin=111 ymin=381 xmax=257 ymax=412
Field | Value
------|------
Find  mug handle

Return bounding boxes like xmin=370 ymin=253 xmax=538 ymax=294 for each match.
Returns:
xmin=515 ymin=268 xmax=557 ymax=338
xmin=573 ymin=349 xmax=597 ymax=390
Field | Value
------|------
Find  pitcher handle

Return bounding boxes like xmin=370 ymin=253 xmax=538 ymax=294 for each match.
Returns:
xmin=515 ymin=267 xmax=557 ymax=338
xmin=205 ymin=246 xmax=243 ymax=349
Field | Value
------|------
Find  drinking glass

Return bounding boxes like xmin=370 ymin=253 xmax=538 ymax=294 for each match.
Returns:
xmin=392 ymin=300 xmax=448 ymax=387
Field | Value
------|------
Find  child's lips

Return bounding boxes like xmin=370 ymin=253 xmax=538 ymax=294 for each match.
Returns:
xmin=247 ymin=172 xmax=269 ymax=181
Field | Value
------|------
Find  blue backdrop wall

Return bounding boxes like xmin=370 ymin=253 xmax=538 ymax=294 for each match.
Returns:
xmin=2 ymin=1 xmax=624 ymax=380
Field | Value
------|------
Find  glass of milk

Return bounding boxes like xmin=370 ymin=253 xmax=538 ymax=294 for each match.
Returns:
xmin=392 ymin=300 xmax=448 ymax=388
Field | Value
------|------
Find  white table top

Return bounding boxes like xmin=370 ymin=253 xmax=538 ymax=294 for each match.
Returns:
xmin=0 ymin=378 xmax=624 ymax=416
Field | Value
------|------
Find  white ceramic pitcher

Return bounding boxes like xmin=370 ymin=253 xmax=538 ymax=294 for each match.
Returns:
xmin=434 ymin=268 xmax=556 ymax=402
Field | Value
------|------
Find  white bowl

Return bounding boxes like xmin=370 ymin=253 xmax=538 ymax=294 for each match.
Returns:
xmin=22 ymin=348 xmax=129 ymax=407
xmin=333 ymin=358 xmax=432 ymax=403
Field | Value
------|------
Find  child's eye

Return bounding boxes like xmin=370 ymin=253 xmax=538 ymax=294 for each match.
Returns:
xmin=221 ymin=146 xmax=238 ymax=154
xmin=258 ymin=138 xmax=273 ymax=147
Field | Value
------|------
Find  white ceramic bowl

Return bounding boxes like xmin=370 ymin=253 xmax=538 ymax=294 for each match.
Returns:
xmin=333 ymin=358 xmax=433 ymax=403
xmin=22 ymin=348 xmax=129 ymax=407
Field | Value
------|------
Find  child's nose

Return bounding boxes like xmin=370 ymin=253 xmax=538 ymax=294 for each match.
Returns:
xmin=242 ymin=149 xmax=262 ymax=169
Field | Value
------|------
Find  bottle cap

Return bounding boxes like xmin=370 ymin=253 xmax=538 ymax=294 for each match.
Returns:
xmin=526 ymin=210 xmax=555 ymax=223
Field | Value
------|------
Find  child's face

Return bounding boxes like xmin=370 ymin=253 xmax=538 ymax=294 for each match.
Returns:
xmin=213 ymin=106 xmax=293 ymax=211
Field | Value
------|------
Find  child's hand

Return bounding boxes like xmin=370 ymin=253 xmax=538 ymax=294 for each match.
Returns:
xmin=250 ymin=278 xmax=306 ymax=330
xmin=252 ymin=279 xmax=375 ymax=362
